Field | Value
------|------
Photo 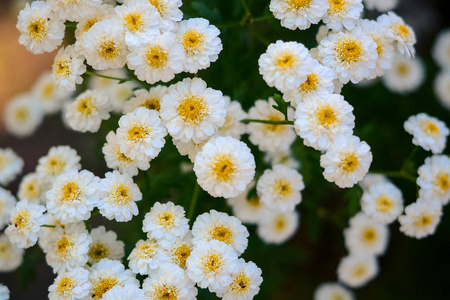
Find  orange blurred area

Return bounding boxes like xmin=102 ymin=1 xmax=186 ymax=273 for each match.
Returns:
xmin=0 ymin=9 xmax=55 ymax=131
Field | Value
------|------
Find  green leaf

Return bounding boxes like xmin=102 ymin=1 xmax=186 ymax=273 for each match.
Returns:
xmin=271 ymin=93 xmax=288 ymax=120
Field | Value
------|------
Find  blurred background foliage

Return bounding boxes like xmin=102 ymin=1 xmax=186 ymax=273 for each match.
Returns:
xmin=0 ymin=0 xmax=450 ymax=299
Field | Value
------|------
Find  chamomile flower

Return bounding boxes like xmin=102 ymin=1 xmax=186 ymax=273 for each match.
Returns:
xmin=4 ymin=93 xmax=44 ymax=138
xmin=102 ymin=131 xmax=151 ymax=177
xmin=399 ymin=199 xmax=442 ymax=239
xmin=74 ymin=4 xmax=116 ymax=44
xmin=269 ymin=0 xmax=329 ymax=30
xmin=194 ymin=136 xmax=256 ymax=198
xmin=161 ymin=77 xmax=226 ymax=144
xmin=344 ymin=212 xmax=389 ymax=256
xmin=382 ymin=55 xmax=425 ymax=94
xmin=434 ymin=70 xmax=450 ymax=111
xmin=38 ymin=213 xmax=64 ymax=249
xmin=48 ymin=267 xmax=91 ymax=300
xmin=294 ymin=93 xmax=355 ymax=151
xmin=103 ymin=284 xmax=145 ymax=300
xmin=215 ymin=259 xmax=263 ymax=300
xmin=88 ymin=259 xmax=139 ymax=299
xmin=128 ymin=239 xmax=166 ymax=275
xmin=363 ymin=0 xmax=398 ymax=11
xmin=227 ymin=181 xmax=269 ymax=225
xmin=0 ymin=234 xmax=24 ymax=272
xmin=322 ymin=0 xmax=363 ymax=31
xmin=116 ymin=107 xmax=167 ymax=161
xmin=257 ymin=165 xmax=304 ymax=212
xmin=52 ymin=45 xmax=87 ymax=93
xmin=32 ymin=71 xmax=68 ymax=114
xmin=177 ymin=18 xmax=222 ymax=73
xmin=17 ymin=173 xmax=43 ymax=204
xmin=258 ymin=40 xmax=313 ymax=93
xmin=5 ymin=200 xmax=47 ymax=249
xmin=192 ymin=210 xmax=249 ymax=255
xmin=142 ymin=263 xmax=198 ymax=300
xmin=148 ymin=0 xmax=183 ymax=32
xmin=80 ymin=19 xmax=128 ymax=70
xmin=318 ymin=27 xmax=378 ymax=84
xmin=65 ymin=90 xmax=112 ymax=133
xmin=404 ymin=113 xmax=449 ymax=154
xmin=17 ymin=1 xmax=65 ymax=54
xmin=0 ymin=284 xmax=9 ymax=300
xmin=257 ymin=210 xmax=299 ymax=245
xmin=378 ymin=12 xmax=416 ymax=57
xmin=247 ymin=98 xmax=296 ymax=154
xmin=47 ymin=0 xmax=102 ymax=22
xmin=115 ymin=0 xmax=162 ymax=47
xmin=359 ymin=173 xmax=390 ymax=191
xmin=46 ymin=169 xmax=100 ymax=225
xmin=97 ymin=171 xmax=142 ymax=222
xmin=314 ymin=282 xmax=354 ymax=300
xmin=217 ymin=97 xmax=247 ymax=139
xmin=361 ymin=181 xmax=404 ymax=224
xmin=283 ymin=60 xmax=336 ymax=106
xmin=432 ymin=29 xmax=450 ymax=69
xmin=0 ymin=148 xmax=23 ymax=186
xmin=417 ymin=155 xmax=450 ymax=205
xmin=186 ymin=240 xmax=239 ymax=291
xmin=160 ymin=233 xmax=194 ymax=270
xmin=123 ymin=86 xmax=167 ymax=114
xmin=0 ymin=188 xmax=16 ymax=230
xmin=87 ymin=226 xmax=125 ymax=265
xmin=43 ymin=223 xmax=91 ymax=274
xmin=320 ymin=135 xmax=373 ymax=188
xmin=337 ymin=254 xmax=378 ymax=288
xmin=127 ymin=32 xmax=185 ymax=84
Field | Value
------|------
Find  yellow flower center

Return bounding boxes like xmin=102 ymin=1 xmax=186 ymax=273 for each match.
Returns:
xmin=210 ymin=224 xmax=233 ymax=244
xmin=82 ymin=17 xmax=101 ymax=34
xmin=138 ymin=241 xmax=157 ymax=258
xmin=28 ymin=18 xmax=48 ymax=41
xmin=352 ymin=264 xmax=367 ymax=278
xmin=45 ymin=156 xmax=66 ymax=175
xmin=203 ymin=252 xmax=223 ymax=274
xmin=362 ymin=227 xmax=377 ymax=243
xmin=328 ymin=0 xmax=348 ymax=14
xmin=92 ymin=277 xmax=119 ymax=300
xmin=265 ymin=113 xmax=285 ymax=133
xmin=15 ymin=107 xmax=29 ymax=122
xmin=316 ymin=105 xmax=337 ymax=128
xmin=340 ymin=153 xmax=359 ymax=173
xmin=286 ymin=0 xmax=312 ymax=11
xmin=333 ymin=296 xmax=345 ymax=300
xmin=416 ymin=214 xmax=432 ymax=227
xmin=54 ymin=58 xmax=70 ymax=77
xmin=376 ymin=196 xmax=393 ymax=213
xmin=436 ymin=172 xmax=450 ymax=192
xmin=98 ymin=38 xmax=121 ymax=60
xmin=148 ymin=0 xmax=166 ymax=15
xmin=371 ymin=35 xmax=384 ymax=56
xmin=248 ymin=195 xmax=261 ymax=207
xmin=61 ymin=182 xmax=81 ymax=202
xmin=127 ymin=123 xmax=151 ymax=142
xmin=23 ymin=180 xmax=40 ymax=199
xmin=0 ymin=243 xmax=11 ymax=259
xmin=56 ymin=235 xmax=73 ymax=258
xmin=336 ymin=38 xmax=362 ymax=64
xmin=56 ymin=277 xmax=75 ymax=297
xmin=116 ymin=149 xmax=133 ymax=162
xmin=0 ymin=156 xmax=5 ymax=170
xmin=88 ymin=243 xmax=110 ymax=263
xmin=230 ymin=273 xmax=251 ymax=296
xmin=422 ymin=121 xmax=440 ymax=135
xmin=172 ymin=244 xmax=191 ymax=269
xmin=13 ymin=211 xmax=30 ymax=230
xmin=153 ymin=285 xmax=178 ymax=300
xmin=275 ymin=216 xmax=286 ymax=231
xmin=157 ymin=211 xmax=175 ymax=228
xmin=144 ymin=98 xmax=161 ymax=111
xmin=110 ymin=184 xmax=132 ymax=205
xmin=299 ymin=73 xmax=319 ymax=93
xmin=392 ymin=23 xmax=411 ymax=40
xmin=123 ymin=12 xmax=144 ymax=32
xmin=211 ymin=154 xmax=236 ymax=182
xmin=42 ymin=82 xmax=56 ymax=99
xmin=276 ymin=52 xmax=297 ymax=69
xmin=146 ymin=45 xmax=168 ymax=68
xmin=77 ymin=97 xmax=96 ymax=116
xmin=274 ymin=178 xmax=293 ymax=197
xmin=177 ymin=94 xmax=207 ymax=125
xmin=396 ymin=62 xmax=409 ymax=76
xmin=181 ymin=30 xmax=205 ymax=54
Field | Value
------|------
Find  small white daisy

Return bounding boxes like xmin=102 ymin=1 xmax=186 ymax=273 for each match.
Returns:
xmin=88 ymin=226 xmax=125 ymax=265
xmin=0 ymin=233 xmax=24 ymax=272
xmin=47 ymin=0 xmax=102 ymax=22
xmin=127 ymin=239 xmax=167 ymax=275
xmin=173 ymin=136 xmax=212 ymax=163
xmin=103 ymin=284 xmax=145 ymax=300
xmin=377 ymin=12 xmax=416 ymax=57
xmin=322 ymin=0 xmax=363 ymax=31
xmin=227 ymin=181 xmax=269 ymax=225
xmin=382 ymin=55 xmax=425 ymax=94
xmin=432 ymin=29 xmax=450 ymax=69
xmin=123 ymin=86 xmax=167 ymax=114
xmin=361 ymin=181 xmax=404 ymax=224
xmin=399 ymin=199 xmax=442 ymax=239
xmin=314 ymin=282 xmax=354 ymax=300
xmin=74 ymin=4 xmax=116 ymax=46
xmin=148 ymin=0 xmax=183 ymax=32
xmin=0 ymin=148 xmax=24 ymax=186
xmin=404 ymin=113 xmax=449 ymax=154
xmin=17 ymin=172 xmax=44 ymax=204
xmin=4 ymin=93 xmax=44 ymax=138
xmin=417 ymin=155 xmax=450 ymax=205
xmin=269 ymin=0 xmax=329 ymax=30
xmin=337 ymin=254 xmax=379 ymax=288
xmin=0 ymin=188 xmax=17 ymax=230
xmin=51 ymin=45 xmax=87 ymax=93
xmin=32 ymin=71 xmax=68 ymax=114
xmin=217 ymin=96 xmax=248 ymax=140
xmin=363 ymin=0 xmax=398 ymax=12
xmin=359 ymin=173 xmax=390 ymax=191
xmin=48 ymin=267 xmax=91 ymax=300
xmin=434 ymin=69 xmax=450 ymax=111
xmin=257 ymin=210 xmax=299 ymax=245
xmin=160 ymin=233 xmax=194 ymax=270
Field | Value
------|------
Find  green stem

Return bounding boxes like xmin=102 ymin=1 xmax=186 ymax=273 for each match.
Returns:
xmin=372 ymin=170 xmax=416 ymax=183
xmin=65 ymin=22 xmax=78 ymax=28
xmin=125 ymin=65 xmax=151 ymax=89
xmin=240 ymin=0 xmax=250 ymax=14
xmin=84 ymin=71 xmax=134 ymax=83
xmin=241 ymin=118 xmax=294 ymax=125
xmin=187 ymin=183 xmax=201 ymax=222
xmin=41 ymin=224 xmax=57 ymax=228
xmin=400 ymin=145 xmax=419 ymax=172
xmin=251 ymin=15 xmax=274 ymax=23
xmin=84 ymin=220 xmax=92 ymax=232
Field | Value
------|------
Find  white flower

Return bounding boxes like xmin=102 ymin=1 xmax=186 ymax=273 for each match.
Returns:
xmin=322 ymin=0 xmax=363 ymax=31
xmin=46 ymin=169 xmax=100 ymax=225
xmin=173 ymin=136 xmax=212 ymax=163
xmin=127 ymin=32 xmax=185 ymax=84
xmin=320 ymin=135 xmax=373 ymax=188
xmin=247 ymin=98 xmax=296 ymax=154
xmin=148 ymin=0 xmax=183 ymax=32
xmin=65 ymin=90 xmax=112 ymax=133
xmin=361 ymin=181 xmax=403 ymax=224
xmin=88 ymin=258 xmax=139 ymax=299
xmin=417 ymin=155 xmax=450 ymax=205
xmin=115 ymin=0 xmax=162 ymax=47
xmin=0 ymin=233 xmax=24 ymax=272
xmin=17 ymin=1 xmax=65 ymax=54
xmin=97 ymin=171 xmax=142 ymax=222
xmin=382 ymin=55 xmax=425 ymax=94
xmin=74 ymin=4 xmax=116 ymax=46
xmin=51 ymin=45 xmax=87 ymax=93
xmin=269 ymin=0 xmax=329 ymax=30
xmin=161 ymin=77 xmax=226 ymax=144
xmin=47 ymin=0 xmax=102 ymax=22
xmin=128 ymin=239 xmax=167 ymax=275
xmin=432 ymin=29 xmax=450 ymax=69
xmin=88 ymin=226 xmax=125 ymax=265
xmin=160 ymin=233 xmax=194 ymax=270
xmin=258 ymin=40 xmax=313 ymax=93
xmin=103 ymin=284 xmax=145 ymax=300
xmin=363 ymin=0 xmax=398 ymax=11
xmin=314 ymin=282 xmax=354 ymax=300
xmin=43 ymin=223 xmax=91 ymax=274
xmin=80 ymin=19 xmax=128 ymax=70
xmin=186 ymin=240 xmax=239 ymax=291
xmin=102 ymin=131 xmax=151 ymax=177
xmin=192 ymin=210 xmax=249 ymax=255
xmin=294 ymin=93 xmax=355 ymax=151
xmin=434 ymin=69 xmax=450 ymax=111
xmin=116 ymin=107 xmax=167 ymax=161
xmin=337 ymin=254 xmax=378 ymax=288
xmin=194 ymin=136 xmax=256 ymax=198
xmin=359 ymin=173 xmax=389 ymax=191
xmin=48 ymin=267 xmax=91 ymax=300
xmin=0 ymin=188 xmax=16 ymax=230
xmin=4 ymin=93 xmax=44 ymax=138
xmin=283 ymin=60 xmax=336 ymax=106
xmin=217 ymin=97 xmax=248 ymax=140
xmin=257 ymin=210 xmax=299 ymax=245
xmin=123 ymin=86 xmax=167 ymax=114
xmin=5 ymin=200 xmax=47 ymax=249
xmin=32 ymin=71 xmax=68 ymax=114
xmin=377 ymin=12 xmax=416 ymax=57
xmin=0 ymin=284 xmax=9 ymax=300
xmin=177 ymin=18 xmax=222 ymax=73
xmin=399 ymin=199 xmax=442 ymax=239
xmin=143 ymin=202 xmax=189 ymax=246
xmin=344 ymin=212 xmax=389 ymax=256
xmin=257 ymin=164 xmax=304 ymax=212
xmin=0 ymin=148 xmax=23 ymax=186
xmin=17 ymin=172 xmax=44 ymax=204
xmin=318 ymin=27 xmax=378 ymax=84
xmin=142 ymin=263 xmax=198 ymax=300
xmin=404 ymin=113 xmax=449 ymax=154
xmin=227 ymin=181 xmax=269 ymax=225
